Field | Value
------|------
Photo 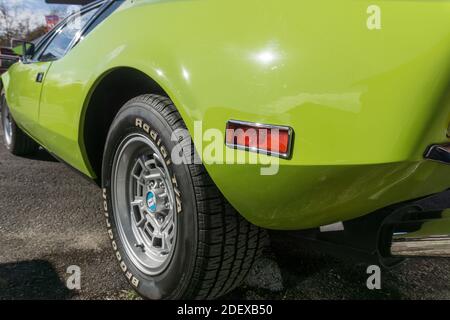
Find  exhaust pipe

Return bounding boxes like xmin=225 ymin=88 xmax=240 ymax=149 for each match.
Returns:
xmin=384 ymin=145 xmax=450 ymax=258
xmin=286 ymin=190 xmax=450 ymax=267
xmin=424 ymin=143 xmax=450 ymax=165
xmin=390 ymin=216 xmax=450 ymax=257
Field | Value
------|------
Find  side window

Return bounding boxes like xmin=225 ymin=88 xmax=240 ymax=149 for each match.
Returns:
xmin=32 ymin=32 xmax=57 ymax=61
xmin=81 ymin=1 xmax=124 ymax=40
xmin=40 ymin=9 xmax=98 ymax=62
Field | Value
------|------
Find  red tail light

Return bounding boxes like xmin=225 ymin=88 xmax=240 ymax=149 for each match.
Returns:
xmin=225 ymin=120 xmax=293 ymax=158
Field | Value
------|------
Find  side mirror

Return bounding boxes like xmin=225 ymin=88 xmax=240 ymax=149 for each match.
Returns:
xmin=20 ymin=41 xmax=35 ymax=63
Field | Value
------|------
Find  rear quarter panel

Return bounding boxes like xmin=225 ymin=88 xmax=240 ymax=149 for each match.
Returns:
xmin=31 ymin=0 xmax=450 ymax=228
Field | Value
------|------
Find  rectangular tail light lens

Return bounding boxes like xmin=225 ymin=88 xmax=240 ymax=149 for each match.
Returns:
xmin=225 ymin=120 xmax=293 ymax=158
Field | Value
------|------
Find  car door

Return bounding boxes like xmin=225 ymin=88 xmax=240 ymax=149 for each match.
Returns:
xmin=6 ymin=45 xmax=54 ymax=136
xmin=36 ymin=1 xmax=123 ymax=168
xmin=28 ymin=4 xmax=102 ymax=154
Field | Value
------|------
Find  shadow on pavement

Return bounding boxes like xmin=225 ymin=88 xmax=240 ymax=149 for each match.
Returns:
xmin=268 ymin=231 xmax=404 ymax=299
xmin=22 ymin=147 xmax=58 ymax=162
xmin=0 ymin=260 xmax=72 ymax=300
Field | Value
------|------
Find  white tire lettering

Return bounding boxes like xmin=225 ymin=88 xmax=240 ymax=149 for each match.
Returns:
xmin=104 ymin=190 xmax=140 ymax=289
xmin=171 ymin=175 xmax=179 ymax=187
xmin=131 ymin=277 xmax=140 ymax=288
xmin=176 ymin=197 xmax=182 ymax=214
xmin=150 ymin=130 xmax=158 ymax=141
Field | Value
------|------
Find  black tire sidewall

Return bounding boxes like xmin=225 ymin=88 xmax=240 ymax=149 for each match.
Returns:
xmin=1 ymin=91 xmax=15 ymax=152
xmin=102 ymin=99 xmax=198 ymax=300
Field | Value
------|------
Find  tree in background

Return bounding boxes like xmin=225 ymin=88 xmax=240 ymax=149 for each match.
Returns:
xmin=0 ymin=0 xmax=19 ymax=45
xmin=0 ymin=0 xmax=60 ymax=47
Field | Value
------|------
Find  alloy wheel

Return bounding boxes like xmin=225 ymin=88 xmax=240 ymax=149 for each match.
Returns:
xmin=111 ymin=133 xmax=177 ymax=276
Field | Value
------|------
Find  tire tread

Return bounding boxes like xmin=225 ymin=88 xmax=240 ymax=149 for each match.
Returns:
xmin=123 ymin=94 xmax=267 ymax=299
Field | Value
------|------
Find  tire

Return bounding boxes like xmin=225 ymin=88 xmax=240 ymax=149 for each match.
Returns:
xmin=102 ymin=94 xmax=267 ymax=299
xmin=1 ymin=89 xmax=39 ymax=156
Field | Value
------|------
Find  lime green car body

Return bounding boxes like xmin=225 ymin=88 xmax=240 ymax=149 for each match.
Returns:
xmin=1 ymin=0 xmax=449 ymax=229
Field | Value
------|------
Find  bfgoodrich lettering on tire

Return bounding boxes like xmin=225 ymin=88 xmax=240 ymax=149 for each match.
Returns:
xmin=102 ymin=94 xmax=267 ymax=299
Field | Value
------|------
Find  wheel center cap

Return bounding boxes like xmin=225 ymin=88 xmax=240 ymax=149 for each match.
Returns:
xmin=146 ymin=191 xmax=157 ymax=213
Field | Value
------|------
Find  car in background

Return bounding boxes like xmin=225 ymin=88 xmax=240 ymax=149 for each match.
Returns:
xmin=0 ymin=47 xmax=19 ymax=75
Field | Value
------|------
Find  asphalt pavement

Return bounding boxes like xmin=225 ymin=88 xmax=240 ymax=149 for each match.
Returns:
xmin=0 ymin=130 xmax=450 ymax=300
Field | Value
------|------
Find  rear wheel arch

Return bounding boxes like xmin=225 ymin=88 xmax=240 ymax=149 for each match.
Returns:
xmin=81 ymin=67 xmax=179 ymax=185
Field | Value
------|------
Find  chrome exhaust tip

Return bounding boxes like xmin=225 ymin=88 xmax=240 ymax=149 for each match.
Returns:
xmin=384 ymin=145 xmax=450 ymax=257
xmin=390 ymin=216 xmax=450 ymax=257
xmin=424 ymin=143 xmax=450 ymax=165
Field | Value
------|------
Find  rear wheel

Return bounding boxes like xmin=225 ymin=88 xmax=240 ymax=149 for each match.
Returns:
xmin=1 ymin=89 xmax=38 ymax=155
xmin=102 ymin=94 xmax=266 ymax=299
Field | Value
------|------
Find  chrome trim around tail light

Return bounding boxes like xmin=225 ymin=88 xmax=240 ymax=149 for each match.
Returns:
xmin=225 ymin=120 xmax=294 ymax=159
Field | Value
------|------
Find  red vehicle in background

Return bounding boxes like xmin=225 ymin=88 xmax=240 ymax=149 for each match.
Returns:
xmin=0 ymin=47 xmax=19 ymax=75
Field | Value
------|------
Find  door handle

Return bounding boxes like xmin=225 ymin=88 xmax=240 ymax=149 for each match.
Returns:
xmin=36 ymin=72 xmax=44 ymax=83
